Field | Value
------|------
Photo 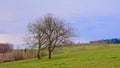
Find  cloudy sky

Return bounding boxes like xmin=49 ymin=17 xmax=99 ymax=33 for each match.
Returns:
xmin=0 ymin=0 xmax=120 ymax=46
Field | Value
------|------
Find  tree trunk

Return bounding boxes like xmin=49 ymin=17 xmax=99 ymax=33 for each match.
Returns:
xmin=48 ymin=43 xmax=52 ymax=59
xmin=37 ymin=42 xmax=41 ymax=59
xmin=48 ymin=51 xmax=51 ymax=59
xmin=37 ymin=48 xmax=41 ymax=59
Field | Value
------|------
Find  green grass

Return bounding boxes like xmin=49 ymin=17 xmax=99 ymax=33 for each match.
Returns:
xmin=0 ymin=44 xmax=120 ymax=68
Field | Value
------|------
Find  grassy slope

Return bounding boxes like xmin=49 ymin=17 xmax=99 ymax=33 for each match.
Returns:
xmin=0 ymin=44 xmax=120 ymax=68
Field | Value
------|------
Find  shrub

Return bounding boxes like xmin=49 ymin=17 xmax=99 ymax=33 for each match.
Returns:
xmin=41 ymin=50 xmax=48 ymax=57
xmin=13 ymin=50 xmax=24 ymax=61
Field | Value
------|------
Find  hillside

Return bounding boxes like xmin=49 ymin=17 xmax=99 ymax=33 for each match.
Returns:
xmin=0 ymin=44 xmax=120 ymax=68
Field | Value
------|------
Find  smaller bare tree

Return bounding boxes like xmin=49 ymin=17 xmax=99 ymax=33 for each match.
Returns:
xmin=25 ymin=19 xmax=48 ymax=59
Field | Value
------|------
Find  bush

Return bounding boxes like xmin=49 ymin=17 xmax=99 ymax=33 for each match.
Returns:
xmin=41 ymin=50 xmax=48 ymax=57
xmin=0 ymin=53 xmax=14 ymax=63
xmin=13 ymin=50 xmax=24 ymax=61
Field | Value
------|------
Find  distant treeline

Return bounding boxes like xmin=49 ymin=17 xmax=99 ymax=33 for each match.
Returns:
xmin=90 ymin=38 xmax=120 ymax=44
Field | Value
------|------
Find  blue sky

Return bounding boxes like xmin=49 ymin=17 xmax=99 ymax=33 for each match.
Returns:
xmin=0 ymin=0 xmax=120 ymax=46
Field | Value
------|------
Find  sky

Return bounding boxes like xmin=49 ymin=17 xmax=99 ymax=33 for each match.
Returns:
xmin=0 ymin=0 xmax=120 ymax=47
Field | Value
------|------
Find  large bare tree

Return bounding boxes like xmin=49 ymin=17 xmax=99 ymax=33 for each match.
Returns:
xmin=43 ymin=14 xmax=72 ymax=59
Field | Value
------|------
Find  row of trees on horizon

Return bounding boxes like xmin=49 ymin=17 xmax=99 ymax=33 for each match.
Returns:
xmin=90 ymin=38 xmax=120 ymax=44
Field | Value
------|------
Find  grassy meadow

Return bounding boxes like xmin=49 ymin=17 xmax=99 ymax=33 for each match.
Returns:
xmin=0 ymin=44 xmax=120 ymax=68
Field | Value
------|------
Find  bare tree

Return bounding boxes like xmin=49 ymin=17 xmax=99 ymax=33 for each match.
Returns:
xmin=26 ymin=19 xmax=48 ymax=59
xmin=43 ymin=14 xmax=72 ymax=59
xmin=0 ymin=43 xmax=13 ymax=54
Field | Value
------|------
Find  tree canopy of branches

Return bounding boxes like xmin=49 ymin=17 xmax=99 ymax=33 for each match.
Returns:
xmin=26 ymin=14 xmax=73 ymax=59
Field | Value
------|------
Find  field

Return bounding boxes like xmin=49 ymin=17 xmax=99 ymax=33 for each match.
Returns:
xmin=0 ymin=44 xmax=120 ymax=68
